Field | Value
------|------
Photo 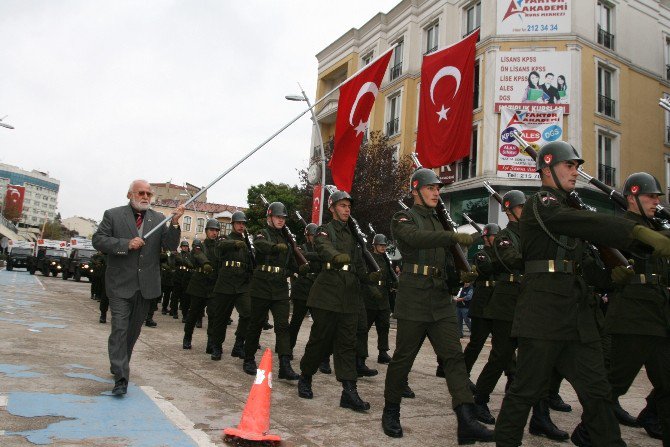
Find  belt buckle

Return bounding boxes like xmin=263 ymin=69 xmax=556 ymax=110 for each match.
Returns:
xmin=341 ymin=264 xmax=350 ymax=272
xmin=547 ymin=260 xmax=555 ymax=273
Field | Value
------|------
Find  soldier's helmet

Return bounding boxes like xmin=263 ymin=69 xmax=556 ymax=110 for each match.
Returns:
xmin=372 ymin=234 xmax=389 ymax=245
xmin=623 ymin=172 xmax=662 ymax=196
xmin=180 ymin=240 xmax=189 ymax=247
xmin=482 ymin=223 xmax=501 ymax=237
xmin=231 ymin=211 xmax=247 ymax=223
xmin=267 ymin=202 xmax=288 ymax=217
xmin=410 ymin=168 xmax=442 ymax=190
xmin=191 ymin=239 xmax=203 ymax=250
xmin=536 ymin=141 xmax=584 ymax=171
xmin=205 ymin=218 xmax=221 ymax=230
xmin=328 ymin=190 xmax=353 ymax=208
xmin=502 ymin=190 xmax=526 ymax=210
xmin=305 ymin=223 xmax=318 ymax=236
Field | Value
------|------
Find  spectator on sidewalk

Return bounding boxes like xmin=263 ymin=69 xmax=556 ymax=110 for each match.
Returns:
xmin=455 ymin=282 xmax=473 ymax=338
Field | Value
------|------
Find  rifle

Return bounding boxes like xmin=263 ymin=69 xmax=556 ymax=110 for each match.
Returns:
xmin=295 ymin=210 xmax=308 ymax=227
xmin=483 ymin=181 xmax=504 ymax=207
xmin=323 ymin=186 xmax=380 ymax=273
xmin=463 ymin=213 xmax=483 ymax=235
xmin=368 ymin=222 xmax=399 ymax=283
xmin=409 ymin=153 xmax=471 ymax=272
xmin=259 ymin=194 xmax=308 ymax=266
xmin=511 ymin=130 xmax=629 ymax=268
xmin=242 ymin=230 xmax=257 ymax=270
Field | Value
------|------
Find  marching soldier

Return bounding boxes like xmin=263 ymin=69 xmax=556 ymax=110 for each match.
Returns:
xmin=494 ymin=141 xmax=670 ymax=447
xmin=606 ymin=172 xmax=670 ymax=445
xmin=172 ymin=241 xmax=193 ymax=320
xmin=160 ymin=250 xmax=176 ymax=315
xmin=298 ymin=191 xmax=375 ymax=412
xmin=91 ymin=251 xmax=107 ymax=323
xmin=381 ymin=168 xmax=493 ymax=443
xmin=366 ymin=234 xmax=394 ymax=365
xmin=242 ymin=202 xmax=300 ymax=380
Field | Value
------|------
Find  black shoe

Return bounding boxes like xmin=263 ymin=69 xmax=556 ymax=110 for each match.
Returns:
xmin=242 ymin=358 xmax=257 ymax=375
xmin=112 ymin=378 xmax=128 ymax=396
xmin=298 ymin=374 xmax=313 ymax=399
xmin=195 ymin=318 xmax=202 ymax=329
xmin=278 ymin=355 xmax=299 ymax=380
xmin=454 ymin=403 xmax=494 ymax=445
xmin=182 ymin=335 xmax=192 ymax=350
xmin=570 ymin=422 xmax=591 ymax=447
xmin=318 ymin=356 xmax=332 ymax=374
xmin=227 ymin=318 xmax=233 ymax=325
xmin=99 ymin=314 xmax=106 ymax=324
xmin=547 ymin=393 xmax=572 ymax=412
xmin=340 ymin=380 xmax=370 ymax=412
xmin=474 ymin=401 xmax=496 ymax=425
xmin=637 ymin=404 xmax=663 ymax=440
xmin=356 ymin=357 xmax=378 ymax=377
xmin=211 ymin=345 xmax=222 ymax=361
xmin=205 ymin=339 xmax=213 ymax=354
xmin=161 ymin=309 xmax=168 ymax=315
xmin=529 ymin=399 xmax=569 ymax=441
xmin=382 ymin=401 xmax=403 ymax=438
xmin=613 ymin=400 xmax=639 ymax=427
xmin=181 ymin=317 xmax=187 ymax=323
xmin=436 ymin=363 xmax=445 ymax=378
xmin=377 ymin=351 xmax=391 ymax=364
xmin=145 ymin=319 xmax=157 ymax=328
xmin=172 ymin=313 xmax=179 ymax=319
xmin=401 ymin=380 xmax=415 ymax=399
xmin=230 ymin=337 xmax=245 ymax=358
xmin=262 ymin=322 xmax=273 ymax=330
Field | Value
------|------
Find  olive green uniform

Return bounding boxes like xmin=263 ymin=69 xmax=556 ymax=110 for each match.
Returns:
xmin=91 ymin=253 xmax=108 ymax=315
xmin=606 ymin=211 xmax=670 ymax=445
xmin=300 ymin=220 xmax=367 ymax=381
xmin=289 ymin=241 xmax=321 ymax=350
xmin=495 ymin=187 xmax=636 ymax=447
xmin=364 ymin=251 xmax=393 ymax=354
xmin=244 ymin=227 xmax=298 ymax=359
xmin=383 ymin=204 xmax=473 ymax=407
xmin=160 ymin=252 xmax=176 ymax=313
xmin=184 ymin=240 xmax=216 ymax=337
xmin=172 ymin=252 xmax=193 ymax=318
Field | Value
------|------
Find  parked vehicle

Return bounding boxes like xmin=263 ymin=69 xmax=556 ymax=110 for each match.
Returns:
xmin=6 ymin=247 xmax=33 ymax=271
xmin=61 ymin=248 xmax=97 ymax=282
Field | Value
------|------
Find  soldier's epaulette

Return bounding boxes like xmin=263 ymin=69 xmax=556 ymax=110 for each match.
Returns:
xmin=497 ymin=238 xmax=512 ymax=248
xmin=315 ymin=226 xmax=328 ymax=238
xmin=254 ymin=233 xmax=266 ymax=240
xmin=393 ymin=210 xmax=412 ymax=223
xmin=536 ymin=191 xmax=559 ymax=207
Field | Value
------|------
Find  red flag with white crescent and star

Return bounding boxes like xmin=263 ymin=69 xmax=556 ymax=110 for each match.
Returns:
xmin=330 ymin=48 xmax=393 ymax=192
xmin=4 ymin=184 xmax=25 ymax=219
xmin=416 ymin=30 xmax=479 ymax=168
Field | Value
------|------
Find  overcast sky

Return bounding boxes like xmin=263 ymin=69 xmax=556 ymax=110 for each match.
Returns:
xmin=0 ymin=0 xmax=399 ymax=221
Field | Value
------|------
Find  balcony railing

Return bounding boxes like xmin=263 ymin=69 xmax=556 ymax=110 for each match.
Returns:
xmin=386 ymin=117 xmax=400 ymax=136
xmin=462 ymin=27 xmax=481 ymax=41
xmin=424 ymin=46 xmax=438 ymax=55
xmin=390 ymin=62 xmax=403 ymax=81
xmin=598 ymin=94 xmax=616 ymax=118
xmin=666 ymin=65 xmax=670 ymax=81
xmin=457 ymin=159 xmax=476 ymax=181
xmin=666 ymin=125 xmax=670 ymax=144
xmin=598 ymin=26 xmax=614 ymax=49
xmin=598 ymin=163 xmax=616 ymax=187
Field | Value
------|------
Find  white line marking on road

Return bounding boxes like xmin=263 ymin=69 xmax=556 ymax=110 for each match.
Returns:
xmin=34 ymin=276 xmax=45 ymax=290
xmin=141 ymin=386 xmax=217 ymax=447
xmin=0 ymin=395 xmax=7 ymax=406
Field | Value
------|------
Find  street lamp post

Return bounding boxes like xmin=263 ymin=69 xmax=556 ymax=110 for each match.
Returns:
xmin=286 ymin=83 xmax=326 ymax=225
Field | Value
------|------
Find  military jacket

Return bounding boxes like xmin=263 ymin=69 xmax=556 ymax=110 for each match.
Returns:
xmin=213 ymin=232 xmax=252 ymax=295
xmin=483 ymin=221 xmax=523 ymax=322
xmin=307 ymin=219 xmax=367 ymax=313
xmin=606 ymin=211 xmax=670 ymax=337
xmin=250 ymin=227 xmax=298 ymax=300
xmin=185 ymin=238 xmax=217 ymax=298
xmin=469 ymin=247 xmax=496 ymax=318
xmin=291 ymin=242 xmax=321 ymax=302
xmin=391 ymin=204 xmax=460 ymax=322
xmin=363 ymin=251 xmax=393 ymax=310
xmin=174 ymin=251 xmax=194 ymax=288
xmin=514 ymin=186 xmax=637 ymax=342
xmin=160 ymin=252 xmax=176 ymax=288
xmin=91 ymin=252 xmax=106 ymax=278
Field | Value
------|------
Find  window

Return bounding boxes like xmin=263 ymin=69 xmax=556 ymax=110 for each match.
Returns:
xmin=465 ymin=2 xmax=481 ymax=37
xmin=390 ymin=39 xmax=403 ymax=81
xmin=597 ymin=133 xmax=616 ymax=187
xmin=183 ymin=216 xmax=191 ymax=232
xmin=196 ymin=218 xmax=205 ymax=233
xmin=362 ymin=51 xmax=373 ymax=66
xmin=457 ymin=126 xmax=478 ymax=181
xmin=222 ymin=222 xmax=232 ymax=236
xmin=425 ymin=22 xmax=439 ymax=55
xmin=597 ymin=1 xmax=614 ymax=49
xmin=664 ymin=93 xmax=670 ymax=144
xmin=473 ymin=59 xmax=481 ymax=109
xmin=665 ymin=38 xmax=670 ymax=81
xmin=597 ymin=65 xmax=616 ymax=118
xmin=386 ymin=93 xmax=401 ymax=136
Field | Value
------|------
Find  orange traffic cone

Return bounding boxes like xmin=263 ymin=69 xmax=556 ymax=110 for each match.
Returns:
xmin=223 ymin=348 xmax=281 ymax=442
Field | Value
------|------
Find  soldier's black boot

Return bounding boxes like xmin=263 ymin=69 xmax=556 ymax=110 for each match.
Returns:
xmin=504 ymin=374 xmax=514 ymax=393
xmin=278 ymin=355 xmax=299 ymax=380
xmin=318 ymin=356 xmax=332 ymax=374
xmin=211 ymin=345 xmax=222 ymax=361
xmin=340 ymin=380 xmax=370 ymax=412
xmin=205 ymin=338 xmax=213 ymax=354
xmin=454 ymin=403 xmax=494 ymax=445
xmin=613 ymin=399 xmax=639 ymax=427
xmin=356 ymin=357 xmax=378 ymax=377
xmin=99 ymin=313 xmax=106 ymax=324
xmin=382 ymin=401 xmax=403 ymax=438
xmin=570 ymin=422 xmax=591 ymax=447
xmin=230 ymin=336 xmax=245 ymax=358
xmin=473 ymin=395 xmax=496 ymax=425
xmin=529 ymin=399 xmax=569 ymax=441
xmin=297 ymin=374 xmax=313 ymax=399
xmin=242 ymin=357 xmax=257 ymax=375
xmin=377 ymin=350 xmax=391 ymax=364
xmin=436 ymin=358 xmax=445 ymax=378
xmin=637 ymin=402 xmax=663 ymax=440
xmin=196 ymin=317 xmax=202 ymax=329
xmin=182 ymin=334 xmax=192 ymax=350
xmin=547 ymin=392 xmax=572 ymax=412
xmin=401 ymin=379 xmax=415 ymax=399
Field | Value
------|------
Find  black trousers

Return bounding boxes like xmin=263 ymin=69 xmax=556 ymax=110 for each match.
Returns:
xmin=366 ymin=307 xmax=391 ymax=352
xmin=289 ymin=299 xmax=309 ymax=350
xmin=244 ymin=297 xmax=291 ymax=358
xmin=463 ymin=316 xmax=493 ymax=374
xmin=474 ymin=319 xmax=517 ymax=400
xmin=161 ymin=286 xmax=172 ymax=311
xmin=209 ymin=292 xmax=250 ymax=346
xmin=184 ymin=294 xmax=208 ymax=337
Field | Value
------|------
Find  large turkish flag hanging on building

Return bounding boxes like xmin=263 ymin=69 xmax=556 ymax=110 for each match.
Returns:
xmin=4 ymin=184 xmax=25 ymax=221
xmin=416 ymin=30 xmax=479 ymax=168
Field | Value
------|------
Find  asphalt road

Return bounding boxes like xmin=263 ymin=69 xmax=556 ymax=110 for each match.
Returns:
xmin=0 ymin=269 xmax=659 ymax=446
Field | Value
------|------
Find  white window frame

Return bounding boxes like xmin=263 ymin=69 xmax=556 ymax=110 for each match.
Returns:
xmin=196 ymin=217 xmax=205 ymax=234
xmin=594 ymin=126 xmax=620 ymax=188
xmin=595 ymin=59 xmax=619 ymax=120
xmin=424 ymin=21 xmax=439 ymax=55
xmin=183 ymin=216 xmax=192 ymax=232
xmin=389 ymin=38 xmax=404 ymax=81
xmin=361 ymin=50 xmax=374 ymax=67
xmin=464 ymin=1 xmax=481 ymax=37
xmin=596 ymin=1 xmax=615 ymax=49
xmin=386 ymin=90 xmax=402 ymax=137
xmin=665 ymin=37 xmax=670 ymax=81
xmin=456 ymin=123 xmax=479 ymax=182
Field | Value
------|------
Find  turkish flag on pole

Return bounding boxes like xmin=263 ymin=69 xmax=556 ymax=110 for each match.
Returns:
xmin=310 ymin=183 xmax=322 ymax=224
xmin=416 ymin=30 xmax=479 ymax=168
xmin=329 ymin=49 xmax=393 ymax=192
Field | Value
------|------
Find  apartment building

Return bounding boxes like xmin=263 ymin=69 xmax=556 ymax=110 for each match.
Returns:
xmin=0 ymin=163 xmax=60 ymax=227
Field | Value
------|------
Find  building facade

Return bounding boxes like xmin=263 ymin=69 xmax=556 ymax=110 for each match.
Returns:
xmin=61 ymin=216 xmax=99 ymax=239
xmin=312 ymin=0 xmax=670 ymax=227
xmin=0 ymin=163 xmax=60 ymax=228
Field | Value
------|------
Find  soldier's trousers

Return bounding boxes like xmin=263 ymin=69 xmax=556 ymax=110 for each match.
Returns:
xmin=161 ymin=286 xmax=172 ymax=311
xmin=356 ymin=302 xmax=368 ymax=358
xmin=300 ymin=307 xmax=357 ymax=381
xmin=184 ymin=294 xmax=208 ymax=337
xmin=289 ymin=299 xmax=309 ymax=350
xmin=608 ymin=333 xmax=670 ymax=445
xmin=99 ymin=292 xmax=109 ymax=315
xmin=244 ymin=297 xmax=291 ymax=358
xmin=463 ymin=316 xmax=493 ymax=373
xmin=474 ymin=319 xmax=517 ymax=401
xmin=170 ymin=284 xmax=183 ymax=315
xmin=366 ymin=307 xmax=391 ymax=352
xmin=384 ymin=317 xmax=473 ymax=407
xmin=209 ymin=292 xmax=250 ymax=346
xmin=495 ymin=337 xmax=624 ymax=447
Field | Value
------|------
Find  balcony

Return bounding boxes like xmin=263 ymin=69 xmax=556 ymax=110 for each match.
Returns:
xmin=462 ymin=27 xmax=481 ymax=41
xmin=598 ymin=94 xmax=616 ymax=118
xmin=390 ymin=62 xmax=403 ymax=81
xmin=598 ymin=163 xmax=616 ymax=187
xmin=424 ymin=46 xmax=438 ymax=56
xmin=667 ymin=64 xmax=670 ymax=81
xmin=457 ymin=159 xmax=476 ymax=181
xmin=598 ymin=26 xmax=614 ymax=49
xmin=386 ymin=117 xmax=400 ymax=136
xmin=667 ymin=126 xmax=670 ymax=144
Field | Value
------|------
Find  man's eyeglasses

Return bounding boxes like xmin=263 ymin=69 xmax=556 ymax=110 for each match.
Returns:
xmin=135 ymin=191 xmax=154 ymax=197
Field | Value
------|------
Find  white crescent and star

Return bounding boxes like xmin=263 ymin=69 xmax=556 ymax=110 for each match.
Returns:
xmin=349 ymin=81 xmax=379 ymax=136
xmin=429 ymin=66 xmax=462 ymax=123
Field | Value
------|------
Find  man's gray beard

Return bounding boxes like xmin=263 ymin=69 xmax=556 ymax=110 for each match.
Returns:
xmin=131 ymin=199 xmax=150 ymax=211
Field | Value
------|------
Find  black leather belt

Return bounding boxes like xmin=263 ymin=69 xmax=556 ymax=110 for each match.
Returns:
xmin=403 ymin=263 xmax=441 ymax=277
xmin=259 ymin=264 xmax=286 ymax=274
xmin=629 ymin=274 xmax=662 ymax=285
xmin=494 ymin=273 xmax=523 ymax=283
xmin=324 ymin=262 xmax=353 ymax=272
xmin=525 ymin=260 xmax=576 ymax=274
xmin=223 ymin=260 xmax=247 ymax=269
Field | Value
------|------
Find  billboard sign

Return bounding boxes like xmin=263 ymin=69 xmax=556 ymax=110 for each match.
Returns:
xmin=497 ymin=0 xmax=571 ymax=35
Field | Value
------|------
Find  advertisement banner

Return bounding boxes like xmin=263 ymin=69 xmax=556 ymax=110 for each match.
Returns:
xmin=497 ymin=107 xmax=563 ymax=179
xmin=497 ymin=0 xmax=571 ymax=35
xmin=494 ymin=51 xmax=571 ymax=113
xmin=4 ymin=184 xmax=25 ymax=221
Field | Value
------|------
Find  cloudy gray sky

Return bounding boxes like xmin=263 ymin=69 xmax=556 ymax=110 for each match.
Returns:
xmin=0 ymin=0 xmax=399 ymax=221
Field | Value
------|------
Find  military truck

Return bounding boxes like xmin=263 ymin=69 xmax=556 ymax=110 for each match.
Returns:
xmin=6 ymin=244 xmax=34 ymax=271
xmin=28 ymin=246 xmax=68 ymax=276
xmin=61 ymin=248 xmax=97 ymax=281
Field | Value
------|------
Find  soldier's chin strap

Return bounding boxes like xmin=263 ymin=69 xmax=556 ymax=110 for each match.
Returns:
xmin=633 ymin=195 xmax=653 ymax=227
xmin=417 ymin=187 xmax=430 ymax=208
xmin=549 ymin=166 xmax=567 ymax=193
